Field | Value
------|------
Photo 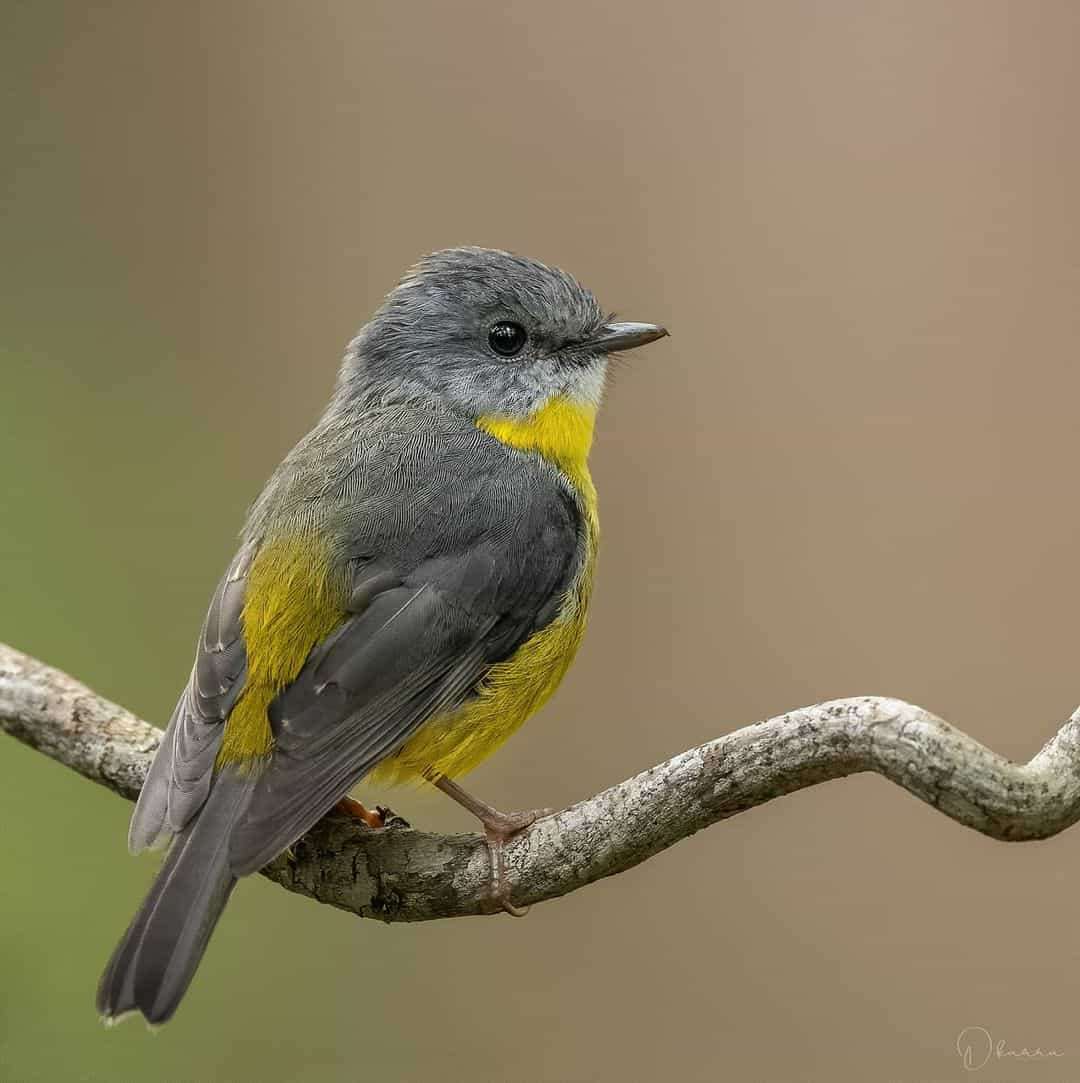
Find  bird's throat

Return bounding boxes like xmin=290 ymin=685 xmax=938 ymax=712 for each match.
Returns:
xmin=477 ymin=397 xmax=596 ymax=477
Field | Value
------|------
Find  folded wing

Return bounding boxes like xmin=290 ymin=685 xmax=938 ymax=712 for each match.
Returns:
xmin=228 ymin=539 xmax=558 ymax=874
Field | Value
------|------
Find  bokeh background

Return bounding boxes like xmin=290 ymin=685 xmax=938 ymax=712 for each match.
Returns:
xmin=4 ymin=2 xmax=1080 ymax=1080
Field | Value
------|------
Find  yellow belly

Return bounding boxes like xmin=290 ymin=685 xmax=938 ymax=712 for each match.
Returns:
xmin=368 ymin=575 xmax=592 ymax=784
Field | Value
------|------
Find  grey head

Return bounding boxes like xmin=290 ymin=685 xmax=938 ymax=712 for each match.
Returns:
xmin=337 ymin=247 xmax=667 ymax=419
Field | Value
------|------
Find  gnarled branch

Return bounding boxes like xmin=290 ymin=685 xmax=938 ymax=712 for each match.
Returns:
xmin=3 ymin=641 xmax=1079 ymax=923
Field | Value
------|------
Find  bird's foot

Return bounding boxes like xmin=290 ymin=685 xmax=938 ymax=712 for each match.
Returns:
xmin=334 ymin=796 xmax=410 ymax=830
xmin=478 ymin=807 xmax=554 ymax=917
xmin=375 ymin=804 xmax=411 ymax=830
xmin=429 ymin=773 xmax=552 ymax=916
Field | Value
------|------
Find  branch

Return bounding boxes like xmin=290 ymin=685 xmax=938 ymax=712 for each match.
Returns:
xmin=3 ymin=641 xmax=1080 ymax=923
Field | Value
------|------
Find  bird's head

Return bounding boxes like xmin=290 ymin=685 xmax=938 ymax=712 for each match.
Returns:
xmin=342 ymin=246 xmax=667 ymax=420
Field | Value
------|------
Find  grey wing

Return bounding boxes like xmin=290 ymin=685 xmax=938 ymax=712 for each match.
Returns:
xmin=228 ymin=506 xmax=580 ymax=876
xmin=128 ymin=548 xmax=251 ymax=852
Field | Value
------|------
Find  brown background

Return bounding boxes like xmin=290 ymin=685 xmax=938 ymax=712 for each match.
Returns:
xmin=3 ymin=2 xmax=1080 ymax=1080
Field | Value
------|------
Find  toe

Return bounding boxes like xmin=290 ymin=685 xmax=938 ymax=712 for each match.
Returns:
xmin=376 ymin=805 xmax=411 ymax=830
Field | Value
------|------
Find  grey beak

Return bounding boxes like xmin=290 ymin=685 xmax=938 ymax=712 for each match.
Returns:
xmin=589 ymin=321 xmax=669 ymax=353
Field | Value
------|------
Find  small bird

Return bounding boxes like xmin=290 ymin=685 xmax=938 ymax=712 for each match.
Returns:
xmin=96 ymin=246 xmax=667 ymax=1024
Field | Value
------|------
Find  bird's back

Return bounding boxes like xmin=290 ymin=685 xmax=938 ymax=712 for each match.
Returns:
xmin=244 ymin=397 xmax=597 ymax=783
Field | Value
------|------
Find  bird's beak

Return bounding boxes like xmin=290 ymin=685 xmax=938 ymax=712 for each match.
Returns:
xmin=589 ymin=321 xmax=669 ymax=353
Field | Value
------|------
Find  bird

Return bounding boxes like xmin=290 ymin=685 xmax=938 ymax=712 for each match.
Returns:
xmin=96 ymin=246 xmax=668 ymax=1024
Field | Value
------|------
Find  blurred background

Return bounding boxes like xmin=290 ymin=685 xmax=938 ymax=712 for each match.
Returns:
xmin=3 ymin=2 xmax=1080 ymax=1080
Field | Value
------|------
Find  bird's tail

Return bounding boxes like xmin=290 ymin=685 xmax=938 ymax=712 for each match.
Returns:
xmin=96 ymin=769 xmax=255 ymax=1025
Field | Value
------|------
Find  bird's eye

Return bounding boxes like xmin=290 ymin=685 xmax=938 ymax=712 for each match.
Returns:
xmin=488 ymin=321 xmax=528 ymax=358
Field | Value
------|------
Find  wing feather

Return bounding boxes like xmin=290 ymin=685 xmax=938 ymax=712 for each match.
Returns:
xmin=228 ymin=580 xmax=507 ymax=874
xmin=128 ymin=548 xmax=251 ymax=852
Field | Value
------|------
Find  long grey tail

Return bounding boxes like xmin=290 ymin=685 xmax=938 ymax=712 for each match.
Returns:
xmin=96 ymin=770 xmax=254 ymax=1025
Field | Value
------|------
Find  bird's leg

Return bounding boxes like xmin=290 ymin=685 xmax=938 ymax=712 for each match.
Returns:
xmin=430 ymin=773 xmax=553 ymax=917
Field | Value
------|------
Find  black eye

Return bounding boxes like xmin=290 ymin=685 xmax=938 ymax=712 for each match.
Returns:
xmin=488 ymin=321 xmax=528 ymax=358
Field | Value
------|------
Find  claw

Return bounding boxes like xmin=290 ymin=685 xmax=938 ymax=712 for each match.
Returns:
xmin=375 ymin=805 xmax=411 ymax=830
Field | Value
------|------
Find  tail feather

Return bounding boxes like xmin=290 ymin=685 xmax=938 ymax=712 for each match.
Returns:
xmin=97 ymin=770 xmax=253 ymax=1024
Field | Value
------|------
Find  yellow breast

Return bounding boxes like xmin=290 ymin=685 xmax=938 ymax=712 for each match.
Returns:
xmin=369 ymin=397 xmax=600 ymax=784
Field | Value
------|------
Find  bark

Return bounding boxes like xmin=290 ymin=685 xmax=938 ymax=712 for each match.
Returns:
xmin=3 ymin=641 xmax=1078 ymax=923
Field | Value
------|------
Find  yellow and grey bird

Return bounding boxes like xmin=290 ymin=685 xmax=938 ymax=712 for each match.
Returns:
xmin=96 ymin=246 xmax=667 ymax=1024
